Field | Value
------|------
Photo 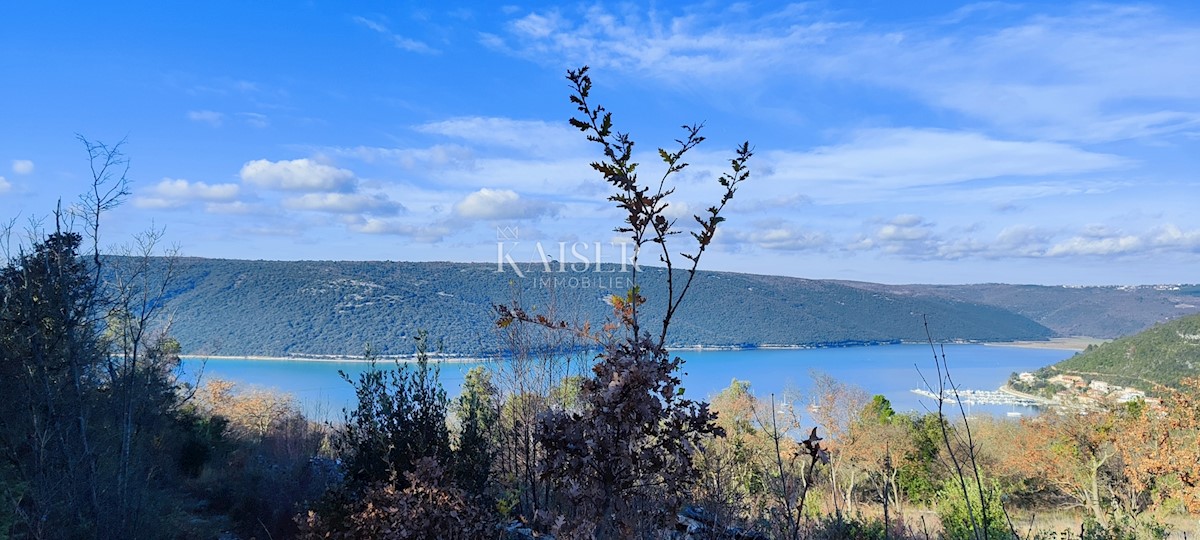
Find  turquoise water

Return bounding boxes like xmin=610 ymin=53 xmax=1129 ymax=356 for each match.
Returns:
xmin=179 ymin=344 xmax=1074 ymax=421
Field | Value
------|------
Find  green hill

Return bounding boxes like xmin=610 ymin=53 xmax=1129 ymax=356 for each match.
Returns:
xmin=1049 ymin=312 xmax=1200 ymax=389
xmin=127 ymin=257 xmax=1055 ymax=357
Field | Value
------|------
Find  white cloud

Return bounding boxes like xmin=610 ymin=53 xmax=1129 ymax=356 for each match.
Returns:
xmin=1041 ymin=223 xmax=1200 ymax=256
xmin=760 ymin=129 xmax=1127 ymax=203
xmin=240 ymin=159 xmax=357 ymax=192
xmin=494 ymin=4 xmax=831 ymax=82
xmin=204 ymin=201 xmax=257 ymax=214
xmin=351 ymin=15 xmax=438 ymax=54
xmin=134 ymin=199 xmax=173 ymax=209
xmin=417 ymin=117 xmax=584 ymax=157
xmin=238 ymin=112 xmax=270 ymax=128
xmin=152 ymin=178 xmax=240 ymax=200
xmin=495 ymin=4 xmax=1200 ymax=143
xmin=827 ymin=6 xmax=1200 ymax=142
xmin=134 ymin=178 xmax=240 ymax=209
xmin=1150 ymin=224 xmax=1200 ymax=251
xmin=330 ymin=144 xmax=475 ymax=169
xmin=838 ymin=219 xmax=1200 ymax=261
xmin=282 ymin=192 xmax=404 ymax=215
xmin=778 ymin=128 xmax=1125 ymax=185
xmin=187 ymin=110 xmax=224 ymax=127
xmin=454 ymin=188 xmax=558 ymax=220
xmin=11 ymin=160 xmax=33 ymax=175
xmin=354 ymin=218 xmax=452 ymax=242
xmin=1045 ymin=235 xmax=1143 ymax=257
xmin=0 ymin=176 xmax=10 ymax=194
xmin=738 ymin=221 xmax=828 ymax=251
xmin=878 ymin=214 xmax=932 ymax=242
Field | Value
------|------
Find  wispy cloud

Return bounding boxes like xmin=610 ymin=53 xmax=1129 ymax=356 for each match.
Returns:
xmin=11 ymin=160 xmax=33 ymax=175
xmin=416 ymin=117 xmax=585 ymax=157
xmin=282 ymin=192 xmax=404 ymax=216
xmin=352 ymin=15 xmax=438 ymax=54
xmin=493 ymin=4 xmax=1200 ymax=143
xmin=757 ymin=128 xmax=1128 ymax=204
xmin=187 ymin=110 xmax=224 ymax=127
xmin=488 ymin=4 xmax=834 ymax=82
xmin=238 ymin=112 xmax=270 ymax=128
xmin=825 ymin=6 xmax=1200 ymax=143
xmin=329 ymin=144 xmax=475 ymax=170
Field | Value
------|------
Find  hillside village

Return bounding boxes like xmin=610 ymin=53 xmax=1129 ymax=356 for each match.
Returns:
xmin=1009 ymin=370 xmax=1163 ymax=412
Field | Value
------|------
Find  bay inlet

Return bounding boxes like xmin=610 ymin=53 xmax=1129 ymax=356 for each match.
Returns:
xmin=180 ymin=343 xmax=1076 ymax=421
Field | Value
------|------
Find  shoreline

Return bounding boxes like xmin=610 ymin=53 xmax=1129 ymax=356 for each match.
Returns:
xmin=981 ymin=336 xmax=1105 ymax=351
xmin=182 ymin=338 xmax=1097 ymax=363
xmin=181 ymin=354 xmax=492 ymax=364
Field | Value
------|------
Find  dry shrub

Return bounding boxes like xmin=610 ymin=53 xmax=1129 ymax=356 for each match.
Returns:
xmin=299 ymin=457 xmax=497 ymax=540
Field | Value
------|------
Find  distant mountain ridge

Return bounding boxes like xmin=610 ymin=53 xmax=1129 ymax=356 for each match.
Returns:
xmin=122 ymin=257 xmax=1199 ymax=357
xmin=1048 ymin=312 xmax=1200 ymax=390
xmin=131 ymin=258 xmax=1082 ymax=357
xmin=833 ymin=282 xmax=1200 ymax=339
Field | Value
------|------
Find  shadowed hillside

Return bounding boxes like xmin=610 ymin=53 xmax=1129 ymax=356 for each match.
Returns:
xmin=135 ymin=258 xmax=1056 ymax=357
xmin=836 ymin=282 xmax=1200 ymax=339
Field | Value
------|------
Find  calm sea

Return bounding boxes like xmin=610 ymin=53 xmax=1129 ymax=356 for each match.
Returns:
xmin=179 ymin=344 xmax=1074 ymax=421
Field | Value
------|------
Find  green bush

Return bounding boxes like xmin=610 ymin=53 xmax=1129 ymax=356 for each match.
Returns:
xmin=937 ymin=478 xmax=1014 ymax=540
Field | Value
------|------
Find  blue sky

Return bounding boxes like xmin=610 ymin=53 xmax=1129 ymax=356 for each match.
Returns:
xmin=2 ymin=1 xmax=1198 ymax=285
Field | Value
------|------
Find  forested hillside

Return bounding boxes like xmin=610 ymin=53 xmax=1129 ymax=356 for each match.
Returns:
xmin=134 ymin=257 xmax=1056 ymax=357
xmin=840 ymin=282 xmax=1200 ymax=338
xmin=1050 ymin=312 xmax=1200 ymax=389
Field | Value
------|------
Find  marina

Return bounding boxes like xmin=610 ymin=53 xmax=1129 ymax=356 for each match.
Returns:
xmin=910 ymin=388 xmax=1042 ymax=408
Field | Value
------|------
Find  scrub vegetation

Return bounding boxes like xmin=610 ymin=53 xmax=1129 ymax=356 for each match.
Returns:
xmin=2 ymin=70 xmax=1197 ymax=540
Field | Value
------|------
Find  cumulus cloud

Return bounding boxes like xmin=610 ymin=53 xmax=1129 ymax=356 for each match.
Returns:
xmin=1149 ymin=224 xmax=1200 ymax=251
xmin=454 ymin=188 xmax=558 ymax=220
xmin=240 ymin=159 xmax=357 ymax=192
xmin=187 ymin=110 xmax=224 ymax=127
xmin=11 ymin=160 xmax=33 ymax=175
xmin=839 ymin=219 xmax=1200 ymax=261
xmin=154 ymin=178 xmax=239 ymax=200
xmin=1045 ymin=234 xmax=1143 ymax=257
xmin=877 ymin=215 xmax=932 ymax=242
xmin=738 ymin=221 xmax=828 ymax=251
xmin=863 ymin=214 xmax=938 ymax=255
xmin=282 ymin=192 xmax=404 ymax=216
xmin=134 ymin=178 xmax=241 ymax=209
xmin=354 ymin=218 xmax=452 ymax=242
